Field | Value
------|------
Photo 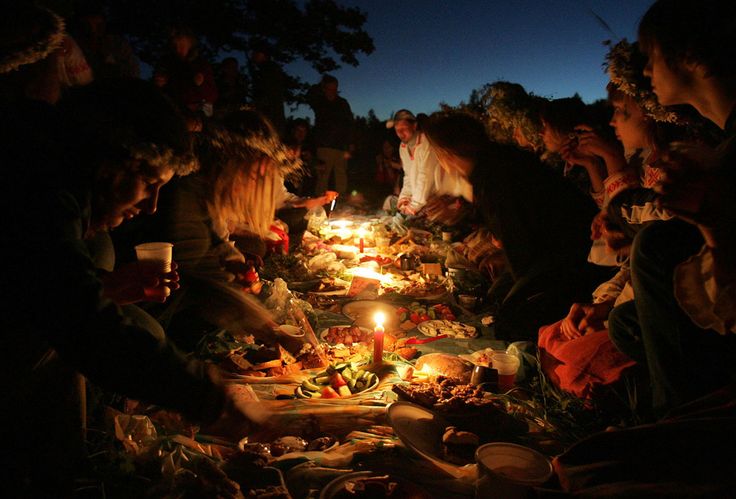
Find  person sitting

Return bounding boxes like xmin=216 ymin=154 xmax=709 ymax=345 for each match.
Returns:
xmin=605 ymin=0 xmax=736 ymax=415
xmin=388 ymin=109 xmax=442 ymax=216
xmin=539 ymin=96 xmax=606 ymax=197
xmin=423 ymin=111 xmax=599 ymax=341
xmin=0 ymin=10 xmax=263 ymax=493
xmin=125 ymin=109 xmax=304 ymax=352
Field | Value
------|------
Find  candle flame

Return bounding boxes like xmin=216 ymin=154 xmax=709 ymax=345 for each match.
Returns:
xmin=374 ymin=311 xmax=386 ymax=327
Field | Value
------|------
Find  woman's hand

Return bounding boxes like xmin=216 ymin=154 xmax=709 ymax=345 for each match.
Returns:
xmin=101 ymin=261 xmax=180 ymax=305
xmin=573 ymin=126 xmax=627 ymax=174
xmin=560 ymin=301 xmax=612 ymax=340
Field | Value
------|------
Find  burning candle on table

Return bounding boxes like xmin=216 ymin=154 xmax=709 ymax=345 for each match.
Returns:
xmin=357 ymin=227 xmax=366 ymax=253
xmin=373 ymin=311 xmax=386 ymax=365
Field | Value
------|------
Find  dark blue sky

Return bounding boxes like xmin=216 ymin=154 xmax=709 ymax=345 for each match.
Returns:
xmin=288 ymin=0 xmax=655 ymax=120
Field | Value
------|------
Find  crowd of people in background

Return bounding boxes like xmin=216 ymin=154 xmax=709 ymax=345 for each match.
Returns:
xmin=2 ymin=0 xmax=736 ymax=496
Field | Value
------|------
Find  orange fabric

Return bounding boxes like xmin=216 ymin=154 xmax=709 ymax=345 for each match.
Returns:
xmin=538 ymin=320 xmax=636 ymax=399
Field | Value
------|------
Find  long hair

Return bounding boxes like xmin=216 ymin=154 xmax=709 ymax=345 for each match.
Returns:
xmin=196 ymin=110 xmax=301 ymax=238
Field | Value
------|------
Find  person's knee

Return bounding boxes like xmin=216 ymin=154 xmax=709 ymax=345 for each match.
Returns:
xmin=608 ymin=301 xmax=642 ymax=361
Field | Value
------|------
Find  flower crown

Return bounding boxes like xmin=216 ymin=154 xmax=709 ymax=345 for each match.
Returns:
xmin=0 ymin=8 xmax=65 ymax=74
xmin=604 ymin=39 xmax=684 ymax=124
xmin=205 ymin=127 xmax=304 ymax=181
xmin=482 ymin=82 xmax=544 ymax=149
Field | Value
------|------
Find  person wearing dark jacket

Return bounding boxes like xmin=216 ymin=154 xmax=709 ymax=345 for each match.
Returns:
xmin=306 ymin=74 xmax=354 ymax=195
xmin=423 ymin=112 xmax=600 ymax=341
xmin=1 ymin=14 xmax=263 ymax=494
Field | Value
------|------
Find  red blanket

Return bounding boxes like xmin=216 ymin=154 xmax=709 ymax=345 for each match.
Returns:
xmin=538 ymin=320 xmax=636 ymax=399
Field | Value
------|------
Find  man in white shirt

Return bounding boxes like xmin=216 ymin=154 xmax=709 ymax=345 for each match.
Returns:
xmin=388 ymin=109 xmax=440 ymax=215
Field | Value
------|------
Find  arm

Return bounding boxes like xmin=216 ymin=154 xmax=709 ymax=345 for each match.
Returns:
xmin=27 ymin=191 xmax=225 ymax=423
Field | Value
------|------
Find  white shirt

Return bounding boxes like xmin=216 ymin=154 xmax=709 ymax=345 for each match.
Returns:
xmin=398 ymin=132 xmax=440 ymax=211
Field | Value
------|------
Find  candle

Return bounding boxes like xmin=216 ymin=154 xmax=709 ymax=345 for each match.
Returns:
xmin=373 ymin=311 xmax=386 ymax=365
xmin=359 ymin=237 xmax=364 ymax=253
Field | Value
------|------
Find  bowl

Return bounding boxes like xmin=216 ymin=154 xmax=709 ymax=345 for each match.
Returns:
xmin=278 ymin=324 xmax=304 ymax=338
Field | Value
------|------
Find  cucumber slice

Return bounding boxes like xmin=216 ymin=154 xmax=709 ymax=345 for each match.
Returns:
xmin=314 ymin=376 xmax=330 ymax=385
xmin=302 ymin=380 xmax=320 ymax=392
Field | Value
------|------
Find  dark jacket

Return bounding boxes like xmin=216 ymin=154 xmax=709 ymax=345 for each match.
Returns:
xmin=471 ymin=144 xmax=597 ymax=280
xmin=306 ymin=85 xmax=353 ymax=150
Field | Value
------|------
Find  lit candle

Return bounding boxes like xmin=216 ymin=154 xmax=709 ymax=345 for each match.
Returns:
xmin=357 ymin=227 xmax=366 ymax=253
xmin=373 ymin=311 xmax=385 ymax=365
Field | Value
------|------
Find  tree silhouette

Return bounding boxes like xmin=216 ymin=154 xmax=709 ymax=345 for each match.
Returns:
xmin=69 ymin=0 xmax=374 ymax=103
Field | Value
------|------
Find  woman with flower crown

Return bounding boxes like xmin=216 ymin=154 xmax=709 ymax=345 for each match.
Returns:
xmin=535 ymin=38 xmax=719 ymax=401
xmin=121 ymin=109 xmax=304 ymax=351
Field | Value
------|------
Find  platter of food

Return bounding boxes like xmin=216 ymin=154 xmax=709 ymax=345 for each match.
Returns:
xmin=387 ymin=401 xmax=479 ymax=470
xmin=320 ymin=470 xmax=432 ymax=499
xmin=319 ymin=325 xmax=373 ymax=345
xmin=417 ymin=320 xmax=478 ymax=339
xmin=295 ymin=363 xmax=379 ymax=399
xmin=341 ymin=301 xmax=399 ymax=328
xmin=308 ymin=277 xmax=350 ymax=296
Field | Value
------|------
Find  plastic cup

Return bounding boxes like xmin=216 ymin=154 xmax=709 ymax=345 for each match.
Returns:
xmin=492 ymin=353 xmax=520 ymax=392
xmin=475 ymin=443 xmax=553 ymax=499
xmin=135 ymin=242 xmax=173 ymax=273
xmin=458 ymin=294 xmax=478 ymax=310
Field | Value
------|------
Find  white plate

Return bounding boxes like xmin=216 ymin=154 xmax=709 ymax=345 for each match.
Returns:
xmin=319 ymin=325 xmax=373 ymax=344
xmin=386 ymin=401 xmax=466 ymax=473
xmin=319 ymin=470 xmax=432 ymax=499
xmin=417 ymin=320 xmax=478 ymax=339
xmin=308 ymin=278 xmax=351 ymax=296
xmin=341 ymin=301 xmax=398 ymax=327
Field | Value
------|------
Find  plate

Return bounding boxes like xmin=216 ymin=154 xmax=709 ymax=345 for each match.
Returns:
xmin=295 ymin=366 xmax=379 ymax=399
xmin=307 ymin=278 xmax=351 ymax=296
xmin=319 ymin=325 xmax=373 ymax=345
xmin=386 ymin=401 xmax=463 ymax=472
xmin=287 ymin=279 xmax=321 ymax=292
xmin=341 ymin=301 xmax=399 ymax=328
xmin=320 ymin=470 xmax=432 ymax=499
xmin=417 ymin=320 xmax=478 ymax=339
xmin=399 ymin=289 xmax=449 ymax=301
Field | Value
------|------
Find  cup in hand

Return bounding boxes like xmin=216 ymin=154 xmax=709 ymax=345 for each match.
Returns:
xmin=135 ymin=242 xmax=173 ymax=273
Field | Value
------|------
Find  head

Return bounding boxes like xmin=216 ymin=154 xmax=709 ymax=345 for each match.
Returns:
xmin=423 ymin=112 xmax=489 ymax=179
xmin=250 ymin=40 xmax=272 ymax=65
xmin=607 ymin=87 xmax=652 ymax=153
xmin=290 ymin=118 xmax=309 ymax=143
xmin=0 ymin=4 xmax=65 ymax=105
xmin=59 ymin=79 xmax=195 ymax=233
xmin=200 ymin=110 xmax=301 ymax=237
xmin=484 ymin=81 xmax=544 ymax=151
xmin=170 ymin=28 xmax=197 ymax=60
xmin=538 ymin=97 xmax=588 ymax=153
xmin=390 ymin=109 xmax=417 ymax=143
xmin=381 ymin=139 xmax=395 ymax=157
xmin=320 ymin=74 xmax=339 ymax=101
xmin=638 ymin=0 xmax=736 ymax=107
xmin=220 ymin=57 xmax=239 ymax=78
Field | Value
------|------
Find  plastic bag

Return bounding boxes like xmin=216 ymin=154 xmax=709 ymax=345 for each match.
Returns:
xmin=264 ymin=278 xmax=314 ymax=324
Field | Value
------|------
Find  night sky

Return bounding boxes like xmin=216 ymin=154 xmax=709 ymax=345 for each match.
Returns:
xmin=288 ymin=0 xmax=655 ymax=120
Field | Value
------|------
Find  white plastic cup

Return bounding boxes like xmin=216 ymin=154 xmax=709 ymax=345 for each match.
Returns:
xmin=492 ymin=353 xmax=520 ymax=391
xmin=135 ymin=242 xmax=173 ymax=273
xmin=475 ymin=443 xmax=553 ymax=499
